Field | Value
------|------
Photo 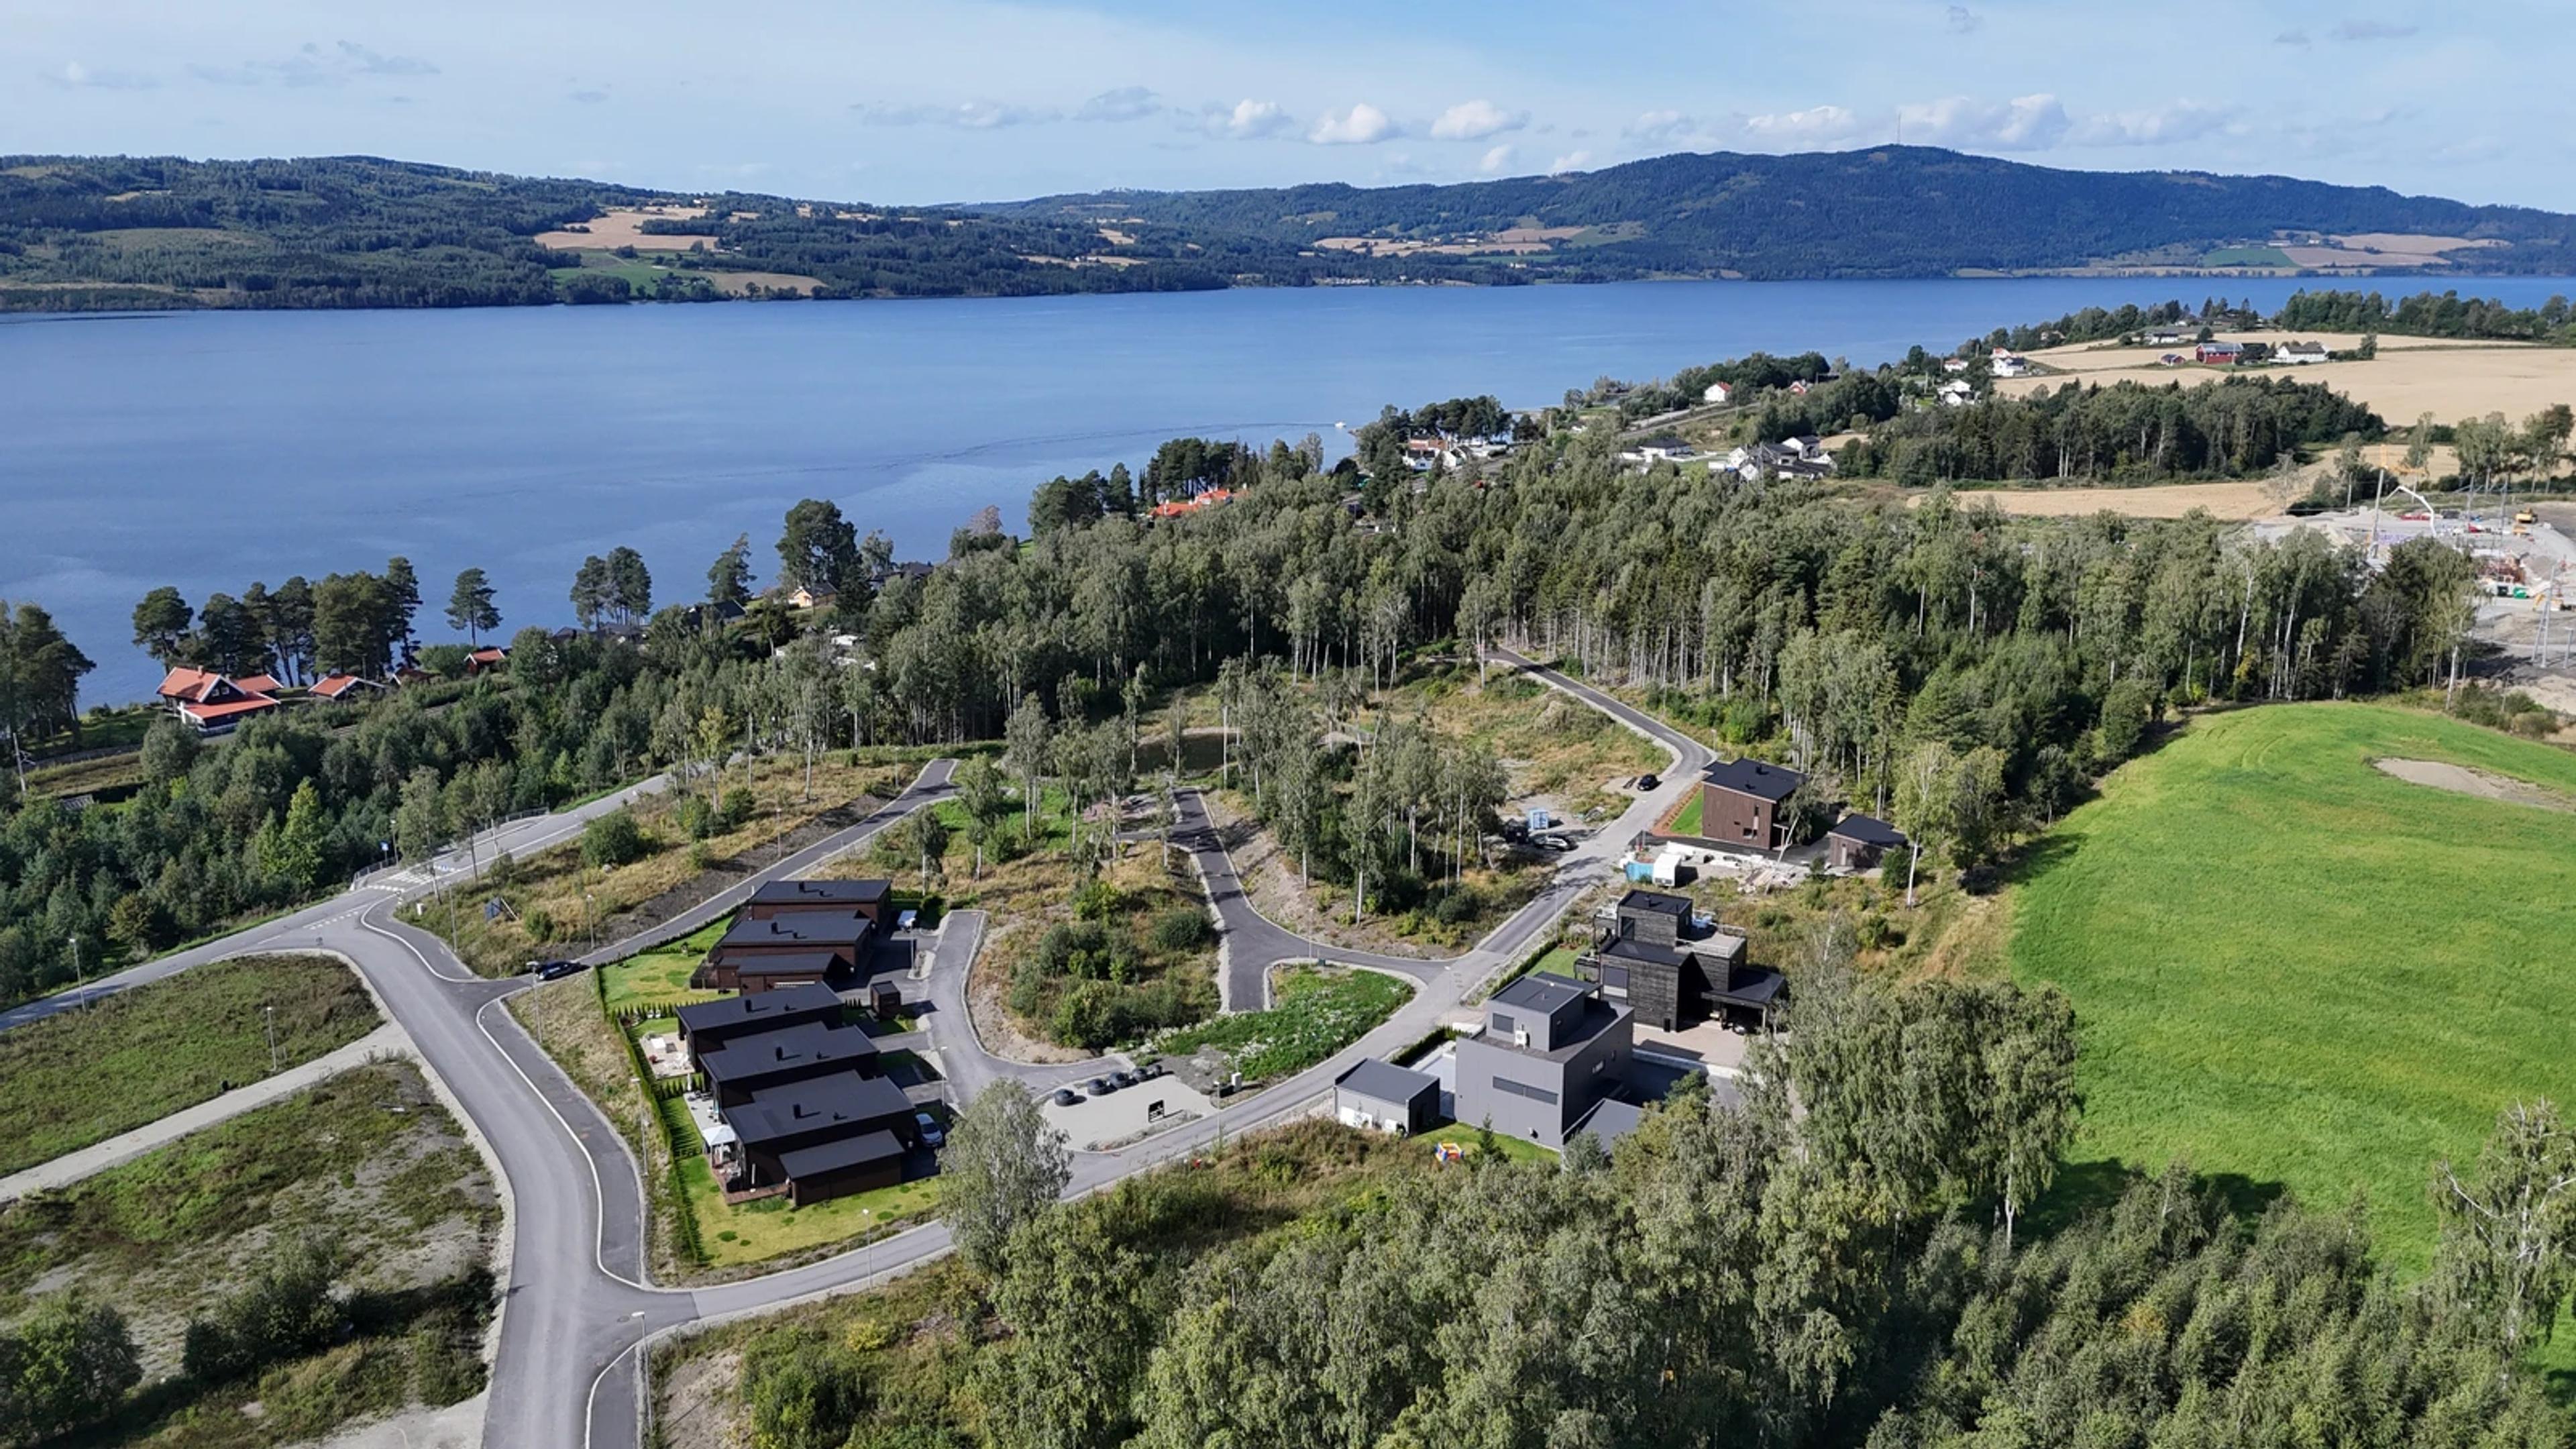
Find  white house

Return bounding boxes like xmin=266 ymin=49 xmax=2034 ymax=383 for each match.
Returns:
xmin=1943 ymin=357 xmax=1972 ymax=374
xmin=1620 ymin=434 xmax=1698 ymax=466
xmin=1992 ymin=350 xmax=2031 ymax=378
xmin=2276 ymin=340 xmax=2330 ymax=365
xmin=1701 ymin=380 xmax=1733 ymax=405
xmin=1938 ymin=379 xmax=1976 ymax=408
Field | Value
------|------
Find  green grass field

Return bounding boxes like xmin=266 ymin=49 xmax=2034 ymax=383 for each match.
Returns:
xmin=2009 ymin=702 xmax=2576 ymax=1270
xmin=1157 ymin=965 xmax=1410 ymax=1081
xmin=1668 ymin=792 xmax=1704 ymax=835
xmin=600 ymin=916 xmax=729 ymax=1013
xmin=0 ymin=955 xmax=380 ymax=1177
xmin=2203 ymin=244 xmax=2295 ymax=267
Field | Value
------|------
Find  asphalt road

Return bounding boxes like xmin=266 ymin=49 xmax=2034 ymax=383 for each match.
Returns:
xmin=0 ymin=654 xmax=1711 ymax=1447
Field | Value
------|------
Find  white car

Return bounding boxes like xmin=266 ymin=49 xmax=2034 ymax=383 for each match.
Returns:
xmin=915 ymin=1112 xmax=945 ymax=1148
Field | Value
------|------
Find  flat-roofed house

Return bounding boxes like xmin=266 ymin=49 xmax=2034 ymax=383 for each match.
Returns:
xmin=724 ymin=1073 xmax=917 ymax=1204
xmin=1824 ymin=814 xmax=1909 ymax=872
xmin=742 ymin=877 xmax=892 ymax=926
xmin=1699 ymin=758 xmax=1809 ymax=853
xmin=698 ymin=913 xmax=876 ymax=992
xmin=1579 ymin=890 xmax=1780 ymax=1031
xmin=1453 ymin=975 xmax=1634 ymax=1148
xmin=1334 ymin=1058 xmax=1440 ymax=1136
xmin=697 ymin=1020 xmax=881 ymax=1107
xmin=673 ymin=982 xmax=847 ymax=1071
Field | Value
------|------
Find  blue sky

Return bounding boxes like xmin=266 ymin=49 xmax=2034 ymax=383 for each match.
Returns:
xmin=8 ymin=0 xmax=2558 ymax=208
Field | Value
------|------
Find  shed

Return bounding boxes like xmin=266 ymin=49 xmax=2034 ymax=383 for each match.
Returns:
xmin=1825 ymin=814 xmax=1909 ymax=872
xmin=1334 ymin=1057 xmax=1441 ymax=1137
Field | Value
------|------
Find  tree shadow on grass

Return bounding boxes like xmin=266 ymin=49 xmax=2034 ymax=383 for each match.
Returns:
xmin=2026 ymin=1157 xmax=2289 ymax=1242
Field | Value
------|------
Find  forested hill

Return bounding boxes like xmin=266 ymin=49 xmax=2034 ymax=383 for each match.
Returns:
xmin=5 ymin=147 xmax=2575 ymax=313
xmin=989 ymin=147 xmax=2576 ymax=280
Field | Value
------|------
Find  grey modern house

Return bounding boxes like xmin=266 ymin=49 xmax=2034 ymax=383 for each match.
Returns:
xmin=1452 ymin=975 xmax=1634 ymax=1148
xmin=698 ymin=1019 xmax=882 ymax=1108
xmin=1333 ymin=1058 xmax=1440 ymax=1136
xmin=1578 ymin=890 xmax=1783 ymax=1032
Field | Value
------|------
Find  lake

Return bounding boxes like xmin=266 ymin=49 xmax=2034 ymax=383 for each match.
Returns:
xmin=9 ymin=275 xmax=2576 ymax=703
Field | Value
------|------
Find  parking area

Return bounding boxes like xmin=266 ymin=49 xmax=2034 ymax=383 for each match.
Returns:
xmin=1040 ymin=1070 xmax=1218 ymax=1152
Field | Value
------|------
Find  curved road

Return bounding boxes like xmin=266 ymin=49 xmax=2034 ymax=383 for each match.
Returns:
xmin=1 ymin=653 xmax=1708 ymax=1447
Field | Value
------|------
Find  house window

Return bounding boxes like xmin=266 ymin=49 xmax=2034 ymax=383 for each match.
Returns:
xmin=1491 ymin=1012 xmax=1515 ymax=1037
xmin=1493 ymin=1077 xmax=1559 ymax=1106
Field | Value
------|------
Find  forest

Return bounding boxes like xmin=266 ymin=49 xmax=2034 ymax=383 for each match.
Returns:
xmin=0 ymin=400 xmax=2479 ymax=1007
xmin=11 ymin=149 xmax=2576 ymax=313
xmin=712 ymin=963 xmax=2576 ymax=1449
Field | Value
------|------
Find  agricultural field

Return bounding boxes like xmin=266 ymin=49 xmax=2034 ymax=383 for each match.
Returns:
xmin=2007 ymin=702 xmax=2576 ymax=1269
xmin=0 ymin=1061 xmax=498 ymax=1446
xmin=0 ymin=955 xmax=380 ymax=1176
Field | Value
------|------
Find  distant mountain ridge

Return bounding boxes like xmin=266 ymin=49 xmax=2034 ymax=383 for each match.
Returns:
xmin=1 ymin=146 xmax=2571 ymax=313
xmin=979 ymin=147 xmax=2576 ymax=281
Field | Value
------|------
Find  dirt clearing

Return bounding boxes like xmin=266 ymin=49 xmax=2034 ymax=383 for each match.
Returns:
xmin=2006 ymin=333 xmax=2576 ymax=425
xmin=2373 ymin=757 xmax=2575 ymax=811
xmin=1924 ymin=479 xmax=2294 ymax=519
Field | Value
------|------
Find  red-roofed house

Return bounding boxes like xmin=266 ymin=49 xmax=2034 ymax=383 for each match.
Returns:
xmin=311 ymin=673 xmax=384 ymax=702
xmin=156 ymin=667 xmax=282 ymax=734
xmin=466 ymin=647 xmax=508 ymax=674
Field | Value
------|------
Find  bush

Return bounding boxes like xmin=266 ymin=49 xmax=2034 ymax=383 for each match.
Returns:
xmin=2096 ymin=678 xmax=2157 ymax=763
xmin=719 ymin=787 xmax=755 ymax=833
xmin=1149 ymin=906 xmax=1212 ymax=953
xmin=0 ymin=1293 xmax=142 ymax=1444
xmin=1034 ymin=920 xmax=1112 ymax=979
xmin=1432 ymin=885 xmax=1485 ymax=926
xmin=582 ymin=809 xmax=649 ymax=869
xmin=140 ymin=716 xmax=200 ymax=786
xmin=673 ymin=794 xmax=715 ymax=840
xmin=1071 ymin=879 xmax=1123 ymax=922
xmin=182 ymin=1235 xmax=347 ymax=1385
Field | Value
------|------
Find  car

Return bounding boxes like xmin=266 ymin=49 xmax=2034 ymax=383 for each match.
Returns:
xmin=1084 ymin=1076 xmax=1114 ymax=1097
xmin=1051 ymin=1087 xmax=1080 ymax=1107
xmin=1636 ymin=773 xmax=1660 ymax=790
xmin=1112 ymin=1069 xmax=1138 ymax=1089
xmin=914 ymin=1112 xmax=946 ymax=1148
xmin=1530 ymin=833 xmax=1575 ymax=853
xmin=1135 ymin=1062 xmax=1166 ymax=1081
xmin=535 ymin=959 xmax=586 ymax=981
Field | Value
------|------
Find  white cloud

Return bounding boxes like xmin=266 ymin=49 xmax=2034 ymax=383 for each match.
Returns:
xmin=1075 ymin=86 xmax=1161 ymax=123
xmin=1740 ymin=104 xmax=1876 ymax=149
xmin=1549 ymin=150 xmax=1594 ymax=174
xmin=1309 ymin=101 xmax=1397 ymax=145
xmin=855 ymin=99 xmax=1055 ymax=128
xmin=189 ymin=40 xmax=434 ymax=88
xmin=2332 ymin=19 xmax=2419 ymax=41
xmin=1479 ymin=144 xmax=1516 ymax=174
xmin=335 ymin=41 xmax=437 ymax=77
xmin=2068 ymin=100 xmax=2239 ymax=148
xmin=2275 ymin=28 xmax=2313 ymax=46
xmin=1898 ymin=93 xmax=2070 ymax=150
xmin=1945 ymin=6 xmax=1982 ymax=34
xmin=48 ymin=60 xmax=156 ymax=91
xmin=1430 ymin=99 xmax=1525 ymax=142
xmin=1188 ymin=98 xmax=1294 ymax=140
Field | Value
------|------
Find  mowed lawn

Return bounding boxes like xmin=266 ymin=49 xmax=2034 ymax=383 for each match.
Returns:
xmin=2010 ymin=702 xmax=2576 ymax=1270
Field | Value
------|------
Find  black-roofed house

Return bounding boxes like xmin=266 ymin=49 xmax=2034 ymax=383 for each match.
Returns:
xmin=1699 ymin=757 xmax=1809 ymax=853
xmin=673 ymin=982 xmax=847 ymax=1071
xmin=743 ymin=877 xmax=892 ymax=926
xmin=697 ymin=1019 xmax=881 ymax=1107
xmin=723 ymin=1073 xmax=918 ymax=1205
xmin=1824 ymin=814 xmax=1909 ymax=872
xmin=698 ymin=913 xmax=877 ymax=993
xmin=1334 ymin=1058 xmax=1440 ymax=1136
xmin=1578 ymin=889 xmax=1783 ymax=1032
xmin=1453 ymin=975 xmax=1634 ymax=1148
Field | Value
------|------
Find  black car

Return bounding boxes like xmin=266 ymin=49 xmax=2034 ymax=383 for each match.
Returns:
xmin=535 ymin=960 xmax=586 ymax=981
xmin=1637 ymin=773 xmax=1660 ymax=790
xmin=1051 ymin=1088 xmax=1081 ymax=1107
xmin=1084 ymin=1076 xmax=1114 ymax=1097
xmin=1111 ymin=1069 xmax=1138 ymax=1089
xmin=1135 ymin=1062 xmax=1166 ymax=1081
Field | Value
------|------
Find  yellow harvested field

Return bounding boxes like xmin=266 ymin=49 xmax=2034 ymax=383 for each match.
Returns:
xmin=535 ymin=205 xmax=717 ymax=252
xmin=2006 ymin=333 xmax=2576 ymax=425
xmin=1926 ymin=480 xmax=2295 ymax=520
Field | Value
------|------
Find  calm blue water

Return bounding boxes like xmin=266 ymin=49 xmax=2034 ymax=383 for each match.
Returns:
xmin=9 ymin=275 xmax=2576 ymax=703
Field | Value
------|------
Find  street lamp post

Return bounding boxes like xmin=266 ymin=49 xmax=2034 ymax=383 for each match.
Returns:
xmin=264 ymin=1004 xmax=280 ymax=1075
xmin=67 ymin=934 xmax=85 ymax=1008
